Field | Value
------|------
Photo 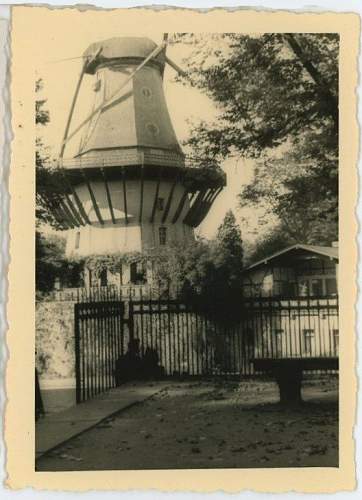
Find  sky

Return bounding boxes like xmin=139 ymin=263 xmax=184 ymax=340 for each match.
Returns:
xmin=37 ymin=32 xmax=259 ymax=241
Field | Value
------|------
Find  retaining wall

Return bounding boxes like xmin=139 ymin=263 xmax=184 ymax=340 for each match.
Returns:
xmin=36 ymin=300 xmax=76 ymax=385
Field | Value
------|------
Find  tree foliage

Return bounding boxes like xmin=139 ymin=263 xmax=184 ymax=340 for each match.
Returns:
xmin=172 ymin=33 xmax=338 ymax=247
xmin=153 ymin=211 xmax=244 ymax=314
xmin=36 ymin=78 xmax=64 ymax=229
xmin=36 ymin=232 xmax=85 ymax=293
xmin=216 ymin=210 xmax=243 ymax=263
xmin=244 ymin=226 xmax=295 ymax=265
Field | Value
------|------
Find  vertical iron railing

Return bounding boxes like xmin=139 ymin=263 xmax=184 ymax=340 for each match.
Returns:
xmin=74 ymin=301 xmax=125 ymax=403
xmin=129 ymin=295 xmax=338 ymax=377
xmin=74 ymin=291 xmax=339 ymax=401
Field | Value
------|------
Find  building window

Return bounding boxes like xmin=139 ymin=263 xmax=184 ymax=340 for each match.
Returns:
xmin=281 ymin=281 xmax=295 ymax=297
xmin=130 ymin=263 xmax=137 ymax=284
xmin=326 ymin=277 xmax=337 ymax=296
xmin=130 ymin=261 xmax=146 ymax=284
xmin=298 ymin=279 xmax=309 ymax=297
xmin=159 ymin=227 xmax=167 ymax=245
xmin=157 ymin=197 xmax=164 ymax=210
xmin=261 ymin=273 xmax=273 ymax=296
xmin=75 ymin=231 xmax=80 ymax=249
xmin=99 ymin=268 xmax=107 ymax=287
xmin=310 ymin=278 xmax=323 ymax=296
xmin=297 ymin=275 xmax=337 ymax=297
xmin=303 ymin=329 xmax=315 ymax=355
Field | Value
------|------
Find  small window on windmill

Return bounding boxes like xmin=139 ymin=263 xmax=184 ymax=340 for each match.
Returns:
xmin=75 ymin=231 xmax=80 ymax=249
xmin=159 ymin=227 xmax=167 ymax=246
xmin=146 ymin=122 xmax=160 ymax=137
xmin=141 ymin=86 xmax=153 ymax=99
xmin=92 ymin=79 xmax=101 ymax=92
xmin=157 ymin=197 xmax=164 ymax=210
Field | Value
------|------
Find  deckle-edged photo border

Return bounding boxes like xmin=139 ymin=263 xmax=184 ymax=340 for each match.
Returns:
xmin=6 ymin=5 xmax=359 ymax=492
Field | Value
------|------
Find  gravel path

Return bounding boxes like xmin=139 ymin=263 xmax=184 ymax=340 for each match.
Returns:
xmin=36 ymin=378 xmax=338 ymax=471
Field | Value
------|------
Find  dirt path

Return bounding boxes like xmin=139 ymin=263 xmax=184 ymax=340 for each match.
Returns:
xmin=36 ymin=378 xmax=338 ymax=471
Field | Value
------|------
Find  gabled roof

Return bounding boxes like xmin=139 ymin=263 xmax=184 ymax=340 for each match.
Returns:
xmin=245 ymin=244 xmax=338 ymax=271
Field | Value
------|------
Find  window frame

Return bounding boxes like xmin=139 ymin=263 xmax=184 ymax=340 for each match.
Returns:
xmin=159 ymin=226 xmax=167 ymax=246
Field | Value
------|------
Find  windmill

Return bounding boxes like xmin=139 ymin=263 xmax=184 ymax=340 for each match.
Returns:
xmin=45 ymin=35 xmax=226 ymax=287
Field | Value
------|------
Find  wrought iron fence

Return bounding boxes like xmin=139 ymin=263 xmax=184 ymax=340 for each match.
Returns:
xmin=129 ymin=295 xmax=338 ymax=377
xmin=73 ymin=290 xmax=339 ymax=402
xmin=51 ymin=284 xmax=150 ymax=302
xmin=74 ymin=301 xmax=126 ymax=403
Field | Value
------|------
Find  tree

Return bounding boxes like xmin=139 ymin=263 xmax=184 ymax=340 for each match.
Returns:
xmin=216 ymin=210 xmax=243 ymax=263
xmin=36 ymin=232 xmax=84 ymax=293
xmin=172 ymin=33 xmax=338 ymax=245
xmin=215 ymin=210 xmax=243 ymax=287
xmin=36 ymin=233 xmax=65 ymax=292
xmin=152 ymin=217 xmax=244 ymax=316
xmin=245 ymin=226 xmax=295 ymax=265
xmin=36 ymin=78 xmax=64 ymax=229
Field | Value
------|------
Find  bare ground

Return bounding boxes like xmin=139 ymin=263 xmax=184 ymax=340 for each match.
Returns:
xmin=36 ymin=377 xmax=338 ymax=471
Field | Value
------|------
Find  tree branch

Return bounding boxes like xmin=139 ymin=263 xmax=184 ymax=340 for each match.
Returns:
xmin=283 ymin=34 xmax=338 ymax=129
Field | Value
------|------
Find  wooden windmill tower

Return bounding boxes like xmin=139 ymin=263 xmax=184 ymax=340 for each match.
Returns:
xmin=47 ymin=36 xmax=226 ymax=287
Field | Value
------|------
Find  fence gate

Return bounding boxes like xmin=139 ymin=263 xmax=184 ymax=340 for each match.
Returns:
xmin=74 ymin=301 xmax=125 ymax=403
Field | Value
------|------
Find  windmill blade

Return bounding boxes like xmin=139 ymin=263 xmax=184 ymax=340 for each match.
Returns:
xmin=59 ymin=47 xmax=102 ymax=160
xmin=59 ymin=60 xmax=87 ymax=159
xmin=161 ymin=33 xmax=187 ymax=78
xmin=165 ymin=55 xmax=187 ymax=78
xmin=160 ymin=33 xmax=168 ymax=79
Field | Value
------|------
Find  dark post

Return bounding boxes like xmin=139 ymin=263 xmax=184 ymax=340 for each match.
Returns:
xmin=273 ymin=361 xmax=303 ymax=404
xmin=35 ymin=367 xmax=45 ymax=420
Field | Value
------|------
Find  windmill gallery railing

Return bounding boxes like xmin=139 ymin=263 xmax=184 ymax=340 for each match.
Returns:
xmin=73 ymin=291 xmax=339 ymax=401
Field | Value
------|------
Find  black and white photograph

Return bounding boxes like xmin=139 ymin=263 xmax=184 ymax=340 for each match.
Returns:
xmin=33 ymin=28 xmax=341 ymax=472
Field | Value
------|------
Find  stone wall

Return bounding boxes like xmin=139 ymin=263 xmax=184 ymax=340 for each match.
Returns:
xmin=36 ymin=300 xmax=76 ymax=383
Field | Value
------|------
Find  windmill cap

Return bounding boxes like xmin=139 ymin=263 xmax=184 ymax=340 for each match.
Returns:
xmin=83 ymin=37 xmax=165 ymax=74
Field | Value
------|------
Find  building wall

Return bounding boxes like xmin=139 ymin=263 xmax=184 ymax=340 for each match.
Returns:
xmin=242 ymin=259 xmax=337 ymax=298
xmin=36 ymin=300 xmax=76 ymax=385
xmin=65 ymin=178 xmax=194 ymax=257
xmin=36 ymin=297 xmax=338 ymax=393
xmin=248 ymin=301 xmax=339 ymax=359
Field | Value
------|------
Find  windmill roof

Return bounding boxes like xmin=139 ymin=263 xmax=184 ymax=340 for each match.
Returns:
xmin=83 ymin=37 xmax=165 ymax=73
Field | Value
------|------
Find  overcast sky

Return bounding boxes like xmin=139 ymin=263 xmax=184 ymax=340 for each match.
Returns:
xmin=37 ymin=32 xmax=258 ymax=240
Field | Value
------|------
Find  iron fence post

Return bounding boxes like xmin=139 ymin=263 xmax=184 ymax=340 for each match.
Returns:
xmin=74 ymin=303 xmax=81 ymax=403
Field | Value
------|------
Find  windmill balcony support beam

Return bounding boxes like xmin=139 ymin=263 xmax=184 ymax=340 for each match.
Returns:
xmin=172 ymin=188 xmax=188 ymax=224
xmin=162 ymin=177 xmax=178 ymax=224
xmin=102 ymin=168 xmax=116 ymax=224
xmin=82 ymin=170 xmax=104 ymax=225
xmin=62 ymin=171 xmax=91 ymax=225
xmin=150 ymin=170 xmax=162 ymax=223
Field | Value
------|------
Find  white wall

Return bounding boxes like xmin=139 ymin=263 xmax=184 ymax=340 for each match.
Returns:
xmin=65 ymin=178 xmax=194 ymax=257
